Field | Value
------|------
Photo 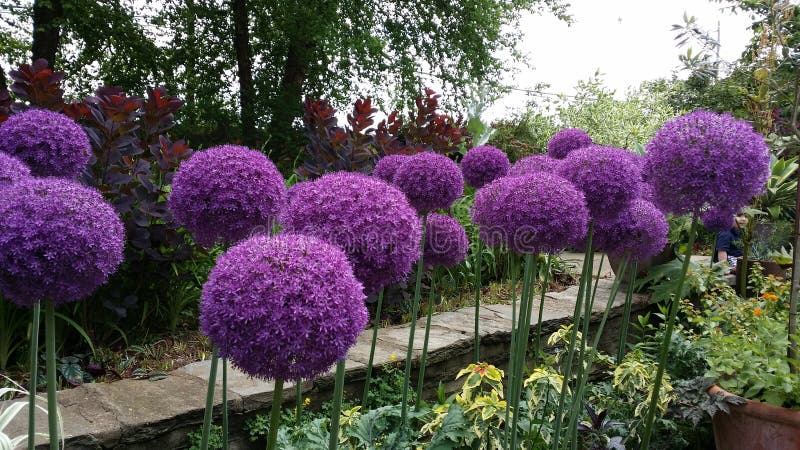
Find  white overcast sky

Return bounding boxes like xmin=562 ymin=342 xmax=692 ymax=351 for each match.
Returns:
xmin=483 ymin=0 xmax=755 ymax=119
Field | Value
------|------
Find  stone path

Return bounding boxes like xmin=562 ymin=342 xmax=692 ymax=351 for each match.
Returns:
xmin=6 ymin=270 xmax=651 ymax=449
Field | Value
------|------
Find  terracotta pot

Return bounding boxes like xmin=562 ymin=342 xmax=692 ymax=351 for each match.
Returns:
xmin=709 ymin=385 xmax=800 ymax=450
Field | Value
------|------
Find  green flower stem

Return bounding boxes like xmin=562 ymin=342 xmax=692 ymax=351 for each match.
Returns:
xmin=222 ymin=358 xmax=228 ymax=449
xmin=328 ymin=360 xmax=346 ymax=450
xmin=267 ymin=379 xmax=283 ymax=450
xmin=552 ymin=225 xmax=594 ymax=450
xmin=473 ymin=240 xmax=483 ymax=362
xmin=28 ymin=301 xmax=41 ymax=450
xmin=362 ymin=289 xmax=385 ymax=406
xmin=400 ymin=214 xmax=427 ymax=431
xmin=45 ymin=301 xmax=58 ymax=450
xmin=200 ymin=348 xmax=219 ymax=450
xmin=616 ymin=262 xmax=638 ymax=363
xmin=510 ymin=253 xmax=538 ymax=450
xmin=533 ymin=255 xmax=553 ymax=365
xmin=641 ymin=217 xmax=698 ymax=449
xmin=567 ymin=256 xmax=629 ymax=447
xmin=295 ymin=378 xmax=303 ymax=427
xmin=416 ymin=276 xmax=437 ymax=409
xmin=503 ymin=253 xmax=519 ymax=449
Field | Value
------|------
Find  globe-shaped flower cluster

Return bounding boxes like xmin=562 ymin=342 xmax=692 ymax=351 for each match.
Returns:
xmin=424 ymin=213 xmax=469 ymax=269
xmin=508 ymin=154 xmax=560 ymax=177
xmin=472 ymin=172 xmax=589 ymax=254
xmin=0 ymin=178 xmax=125 ymax=307
xmin=372 ymin=155 xmax=408 ymax=183
xmin=200 ymin=233 xmax=368 ymax=381
xmin=593 ymin=199 xmax=669 ymax=263
xmin=168 ymin=145 xmax=286 ymax=247
xmin=0 ymin=109 xmax=91 ymax=178
xmin=0 ymin=153 xmax=30 ymax=186
xmin=281 ymin=172 xmax=421 ymax=295
xmin=394 ymin=152 xmax=463 ymax=213
xmin=460 ymin=145 xmax=510 ymax=189
xmin=558 ymin=145 xmax=641 ymax=221
xmin=547 ymin=128 xmax=593 ymax=159
xmin=643 ymin=110 xmax=770 ymax=216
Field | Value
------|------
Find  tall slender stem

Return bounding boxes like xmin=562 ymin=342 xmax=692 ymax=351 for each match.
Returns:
xmin=617 ymin=262 xmax=638 ymax=363
xmin=28 ymin=301 xmax=41 ymax=450
xmin=510 ymin=253 xmax=537 ymax=450
xmin=45 ymin=301 xmax=58 ymax=450
xmin=400 ymin=214 xmax=427 ymax=431
xmin=533 ymin=255 xmax=552 ymax=365
xmin=222 ymin=358 xmax=228 ymax=449
xmin=416 ymin=276 xmax=437 ymax=409
xmin=641 ymin=218 xmax=698 ymax=448
xmin=295 ymin=378 xmax=303 ymax=427
xmin=474 ymin=240 xmax=483 ymax=362
xmin=267 ymin=379 xmax=284 ymax=450
xmin=200 ymin=348 xmax=219 ymax=450
xmin=552 ymin=225 xmax=594 ymax=450
xmin=328 ymin=360 xmax=346 ymax=450
xmin=362 ymin=289 xmax=385 ymax=406
xmin=503 ymin=253 xmax=519 ymax=448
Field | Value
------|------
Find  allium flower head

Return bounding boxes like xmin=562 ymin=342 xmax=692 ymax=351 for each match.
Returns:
xmin=547 ymin=128 xmax=593 ymax=159
xmin=0 ymin=109 xmax=90 ymax=178
xmin=460 ymin=145 xmax=510 ymax=189
xmin=424 ymin=213 xmax=469 ymax=268
xmin=701 ymin=207 xmax=735 ymax=233
xmin=0 ymin=178 xmax=124 ymax=307
xmin=471 ymin=172 xmax=589 ymax=254
xmin=558 ymin=145 xmax=642 ymax=222
xmin=394 ymin=152 xmax=463 ymax=213
xmin=169 ymin=145 xmax=286 ymax=247
xmin=281 ymin=172 xmax=421 ymax=295
xmin=643 ymin=110 xmax=770 ymax=215
xmin=509 ymin=154 xmax=561 ymax=177
xmin=200 ymin=233 xmax=368 ymax=381
xmin=372 ymin=155 xmax=408 ymax=183
xmin=0 ymin=153 xmax=30 ymax=186
xmin=593 ymin=199 xmax=669 ymax=263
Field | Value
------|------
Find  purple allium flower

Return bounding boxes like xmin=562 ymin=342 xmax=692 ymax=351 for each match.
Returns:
xmin=558 ymin=145 xmax=642 ymax=222
xmin=547 ymin=128 xmax=593 ymax=159
xmin=0 ymin=153 xmax=30 ymax=186
xmin=509 ymin=154 xmax=561 ymax=177
xmin=0 ymin=109 xmax=90 ymax=178
xmin=281 ymin=172 xmax=421 ymax=295
xmin=168 ymin=145 xmax=286 ymax=247
xmin=424 ymin=213 xmax=469 ymax=269
xmin=372 ymin=155 xmax=408 ymax=183
xmin=643 ymin=110 xmax=770 ymax=216
xmin=200 ymin=233 xmax=368 ymax=381
xmin=471 ymin=172 xmax=589 ymax=254
xmin=460 ymin=145 xmax=510 ymax=189
xmin=701 ymin=207 xmax=735 ymax=233
xmin=594 ymin=199 xmax=669 ymax=263
xmin=394 ymin=152 xmax=464 ymax=213
xmin=0 ymin=178 xmax=124 ymax=307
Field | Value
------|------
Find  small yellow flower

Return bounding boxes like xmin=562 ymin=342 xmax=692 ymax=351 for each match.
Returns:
xmin=761 ymin=292 xmax=778 ymax=302
xmin=754 ymin=307 xmax=763 ymax=317
xmin=390 ymin=353 xmax=396 ymax=362
xmin=304 ymin=397 xmax=311 ymax=406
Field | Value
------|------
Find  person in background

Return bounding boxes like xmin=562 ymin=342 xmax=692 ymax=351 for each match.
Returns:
xmin=714 ymin=212 xmax=748 ymax=272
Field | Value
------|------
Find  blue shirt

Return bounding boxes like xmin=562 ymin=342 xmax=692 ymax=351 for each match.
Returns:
xmin=714 ymin=228 xmax=743 ymax=262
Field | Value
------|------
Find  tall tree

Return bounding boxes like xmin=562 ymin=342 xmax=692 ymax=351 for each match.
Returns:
xmin=231 ymin=0 xmax=257 ymax=147
xmin=31 ymin=0 xmax=62 ymax=65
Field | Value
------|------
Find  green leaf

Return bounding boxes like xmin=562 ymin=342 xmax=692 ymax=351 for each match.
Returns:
xmin=429 ymin=403 xmax=470 ymax=449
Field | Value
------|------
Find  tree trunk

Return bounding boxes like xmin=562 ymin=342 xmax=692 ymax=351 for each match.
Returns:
xmin=32 ymin=0 xmax=63 ymax=67
xmin=266 ymin=33 xmax=315 ymax=165
xmin=231 ymin=0 xmax=257 ymax=148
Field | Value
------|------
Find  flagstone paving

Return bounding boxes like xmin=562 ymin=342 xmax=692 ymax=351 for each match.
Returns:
xmin=6 ymin=272 xmax=651 ymax=449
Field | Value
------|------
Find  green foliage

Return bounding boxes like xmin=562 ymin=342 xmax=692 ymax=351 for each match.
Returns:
xmin=487 ymin=110 xmax=558 ymax=160
xmin=187 ymin=424 xmax=223 ymax=450
xmin=362 ymin=359 xmax=406 ymax=410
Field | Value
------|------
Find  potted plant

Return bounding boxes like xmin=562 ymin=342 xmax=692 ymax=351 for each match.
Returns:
xmin=680 ymin=269 xmax=800 ymax=449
